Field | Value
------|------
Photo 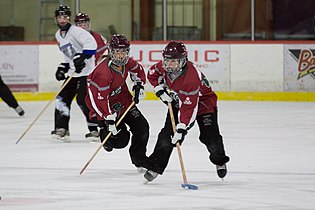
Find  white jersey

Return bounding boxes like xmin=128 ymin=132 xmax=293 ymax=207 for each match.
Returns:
xmin=55 ymin=25 xmax=97 ymax=77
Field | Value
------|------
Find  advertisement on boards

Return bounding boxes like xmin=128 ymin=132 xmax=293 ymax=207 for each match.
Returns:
xmin=130 ymin=43 xmax=230 ymax=91
xmin=0 ymin=45 xmax=39 ymax=92
xmin=284 ymin=44 xmax=315 ymax=91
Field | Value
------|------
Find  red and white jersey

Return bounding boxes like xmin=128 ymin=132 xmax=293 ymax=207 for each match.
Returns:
xmin=86 ymin=57 xmax=146 ymax=120
xmin=55 ymin=25 xmax=97 ymax=77
xmin=148 ymin=60 xmax=217 ymax=126
xmin=90 ymin=31 xmax=108 ymax=64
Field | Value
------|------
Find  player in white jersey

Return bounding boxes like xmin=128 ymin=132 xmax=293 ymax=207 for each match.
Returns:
xmin=51 ymin=5 xmax=99 ymax=142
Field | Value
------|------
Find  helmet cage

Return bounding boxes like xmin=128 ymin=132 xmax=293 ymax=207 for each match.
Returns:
xmin=74 ymin=13 xmax=91 ymax=30
xmin=162 ymin=41 xmax=187 ymax=73
xmin=162 ymin=57 xmax=186 ymax=73
xmin=110 ymin=48 xmax=130 ymax=66
xmin=109 ymin=34 xmax=130 ymax=66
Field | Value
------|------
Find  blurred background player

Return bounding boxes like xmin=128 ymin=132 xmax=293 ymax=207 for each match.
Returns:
xmin=85 ymin=34 xmax=149 ymax=173
xmin=143 ymin=41 xmax=230 ymax=182
xmin=74 ymin=12 xmax=108 ymax=64
xmin=52 ymin=5 xmax=99 ymax=142
xmin=0 ymin=74 xmax=25 ymax=116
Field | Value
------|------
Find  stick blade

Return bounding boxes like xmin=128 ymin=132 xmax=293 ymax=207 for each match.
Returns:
xmin=181 ymin=183 xmax=198 ymax=190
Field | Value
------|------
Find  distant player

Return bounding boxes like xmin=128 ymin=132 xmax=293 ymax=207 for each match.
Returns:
xmin=74 ymin=12 xmax=108 ymax=64
xmin=85 ymin=34 xmax=149 ymax=172
xmin=52 ymin=5 xmax=99 ymax=142
xmin=0 ymin=75 xmax=25 ymax=116
xmin=143 ymin=41 xmax=230 ymax=182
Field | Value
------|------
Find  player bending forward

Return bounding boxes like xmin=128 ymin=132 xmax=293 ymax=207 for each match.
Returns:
xmin=85 ymin=34 xmax=149 ymax=172
xmin=143 ymin=41 xmax=230 ymax=182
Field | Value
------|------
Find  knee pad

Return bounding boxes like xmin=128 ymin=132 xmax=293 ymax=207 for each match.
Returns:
xmin=55 ymin=97 xmax=70 ymax=116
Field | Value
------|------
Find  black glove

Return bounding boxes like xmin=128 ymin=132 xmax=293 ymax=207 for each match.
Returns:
xmin=132 ymin=82 xmax=144 ymax=104
xmin=55 ymin=63 xmax=70 ymax=81
xmin=97 ymin=120 xmax=113 ymax=152
xmin=154 ymin=84 xmax=172 ymax=104
xmin=73 ymin=53 xmax=92 ymax=73
xmin=169 ymin=91 xmax=179 ymax=109
xmin=172 ymin=123 xmax=187 ymax=146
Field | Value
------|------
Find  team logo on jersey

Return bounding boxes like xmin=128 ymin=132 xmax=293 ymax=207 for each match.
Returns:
xmin=97 ymin=93 xmax=104 ymax=100
xmin=110 ymin=87 xmax=122 ymax=96
xmin=183 ymin=97 xmax=192 ymax=105
xmin=148 ymin=68 xmax=155 ymax=75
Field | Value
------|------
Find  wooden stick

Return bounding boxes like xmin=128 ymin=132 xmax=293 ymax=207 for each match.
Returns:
xmin=16 ymin=73 xmax=76 ymax=144
xmin=80 ymin=101 xmax=135 ymax=175
xmin=168 ymin=103 xmax=188 ymax=185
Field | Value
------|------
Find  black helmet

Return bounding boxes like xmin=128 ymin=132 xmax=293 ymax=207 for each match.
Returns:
xmin=55 ymin=5 xmax=71 ymax=17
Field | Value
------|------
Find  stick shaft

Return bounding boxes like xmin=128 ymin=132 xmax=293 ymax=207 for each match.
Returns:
xmin=16 ymin=73 xmax=75 ymax=144
xmin=80 ymin=101 xmax=135 ymax=175
xmin=168 ymin=103 xmax=188 ymax=185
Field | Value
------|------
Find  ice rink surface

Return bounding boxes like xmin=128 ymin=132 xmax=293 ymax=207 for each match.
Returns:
xmin=0 ymin=100 xmax=315 ymax=210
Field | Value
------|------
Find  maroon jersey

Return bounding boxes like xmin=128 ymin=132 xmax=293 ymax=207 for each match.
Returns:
xmin=86 ymin=57 xmax=146 ymax=120
xmin=148 ymin=60 xmax=217 ymax=126
xmin=90 ymin=31 xmax=107 ymax=64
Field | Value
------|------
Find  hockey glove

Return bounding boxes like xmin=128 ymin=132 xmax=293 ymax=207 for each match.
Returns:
xmin=73 ymin=53 xmax=92 ymax=73
xmin=154 ymin=85 xmax=172 ymax=104
xmin=55 ymin=63 xmax=70 ymax=81
xmin=105 ymin=112 xmax=118 ymax=135
xmin=132 ymin=81 xmax=145 ymax=104
xmin=172 ymin=123 xmax=187 ymax=145
xmin=169 ymin=91 xmax=179 ymax=109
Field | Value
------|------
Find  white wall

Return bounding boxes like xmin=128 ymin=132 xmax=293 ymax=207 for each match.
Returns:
xmin=4 ymin=42 xmax=312 ymax=93
xmin=38 ymin=44 xmax=63 ymax=92
xmin=230 ymin=44 xmax=283 ymax=92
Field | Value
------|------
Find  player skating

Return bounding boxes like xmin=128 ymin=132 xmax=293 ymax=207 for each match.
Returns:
xmin=85 ymin=34 xmax=149 ymax=172
xmin=51 ymin=5 xmax=99 ymax=142
xmin=143 ymin=41 xmax=230 ymax=182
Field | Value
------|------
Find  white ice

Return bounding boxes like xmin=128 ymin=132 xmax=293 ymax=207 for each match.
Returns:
xmin=0 ymin=100 xmax=315 ymax=209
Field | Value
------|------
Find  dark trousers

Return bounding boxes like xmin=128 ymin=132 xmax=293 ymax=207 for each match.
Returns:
xmin=145 ymin=106 xmax=229 ymax=175
xmin=100 ymin=106 xmax=149 ymax=167
xmin=0 ymin=75 xmax=19 ymax=109
xmin=54 ymin=76 xmax=98 ymax=132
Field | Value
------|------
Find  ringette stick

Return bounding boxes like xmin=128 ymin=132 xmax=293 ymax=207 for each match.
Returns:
xmin=16 ymin=73 xmax=76 ymax=144
xmin=80 ymin=101 xmax=135 ymax=175
xmin=168 ymin=103 xmax=198 ymax=190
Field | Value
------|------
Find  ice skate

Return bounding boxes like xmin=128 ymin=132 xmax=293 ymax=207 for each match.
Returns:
xmin=14 ymin=106 xmax=25 ymax=116
xmin=216 ymin=164 xmax=227 ymax=179
xmin=137 ymin=166 xmax=146 ymax=174
xmin=85 ymin=130 xmax=99 ymax=142
xmin=51 ymin=128 xmax=70 ymax=142
xmin=143 ymin=170 xmax=158 ymax=184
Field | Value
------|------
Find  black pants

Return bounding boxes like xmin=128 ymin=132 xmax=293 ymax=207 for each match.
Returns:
xmin=0 ymin=75 xmax=19 ymax=109
xmin=54 ymin=76 xmax=98 ymax=132
xmin=100 ymin=106 xmax=149 ymax=167
xmin=145 ymin=106 xmax=230 ymax=175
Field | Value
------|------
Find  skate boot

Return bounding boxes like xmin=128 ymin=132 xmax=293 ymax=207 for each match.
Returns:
xmin=85 ymin=130 xmax=100 ymax=142
xmin=14 ymin=106 xmax=25 ymax=116
xmin=136 ymin=166 xmax=146 ymax=174
xmin=103 ymin=143 xmax=113 ymax=152
xmin=144 ymin=170 xmax=158 ymax=183
xmin=216 ymin=164 xmax=227 ymax=179
xmin=51 ymin=128 xmax=70 ymax=142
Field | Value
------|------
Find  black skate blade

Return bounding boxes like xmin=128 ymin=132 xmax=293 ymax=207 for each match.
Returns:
xmin=181 ymin=183 xmax=198 ymax=190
